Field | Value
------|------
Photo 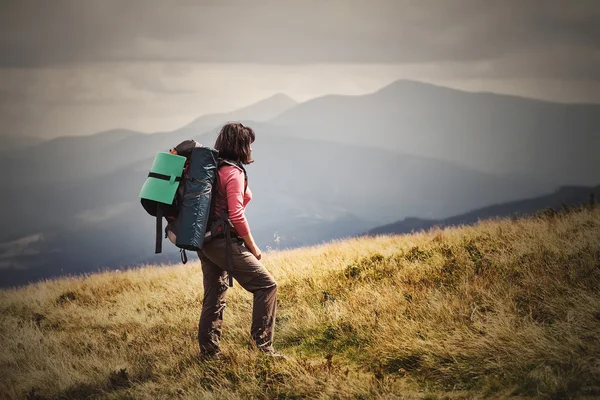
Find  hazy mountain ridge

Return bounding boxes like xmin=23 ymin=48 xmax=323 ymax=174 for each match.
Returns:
xmin=0 ymin=94 xmax=298 ymax=186
xmin=367 ymin=184 xmax=600 ymax=236
xmin=0 ymin=95 xmax=299 ymax=239
xmin=179 ymin=93 xmax=297 ymax=133
xmin=269 ymin=79 xmax=600 ymax=185
xmin=0 ymin=134 xmax=46 ymax=152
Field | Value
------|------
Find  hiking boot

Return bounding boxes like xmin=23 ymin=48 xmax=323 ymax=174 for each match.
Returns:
xmin=256 ymin=346 xmax=287 ymax=360
xmin=199 ymin=351 xmax=223 ymax=361
xmin=261 ymin=349 xmax=287 ymax=360
xmin=248 ymin=342 xmax=287 ymax=360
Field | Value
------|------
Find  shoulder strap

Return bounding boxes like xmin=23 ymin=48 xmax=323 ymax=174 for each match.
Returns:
xmin=214 ymin=158 xmax=247 ymax=288
xmin=218 ymin=159 xmax=248 ymax=193
xmin=155 ymin=204 xmax=162 ymax=254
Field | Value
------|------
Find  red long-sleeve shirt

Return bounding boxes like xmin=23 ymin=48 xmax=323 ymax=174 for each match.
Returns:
xmin=214 ymin=165 xmax=252 ymax=237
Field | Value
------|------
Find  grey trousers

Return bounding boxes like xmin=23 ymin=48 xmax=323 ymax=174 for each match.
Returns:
xmin=196 ymin=238 xmax=278 ymax=355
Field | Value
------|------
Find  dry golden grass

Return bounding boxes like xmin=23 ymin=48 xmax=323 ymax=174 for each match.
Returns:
xmin=1 ymin=208 xmax=599 ymax=399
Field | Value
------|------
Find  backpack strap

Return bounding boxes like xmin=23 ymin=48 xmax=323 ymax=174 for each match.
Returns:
xmin=219 ymin=159 xmax=248 ymax=193
xmin=211 ymin=158 xmax=248 ymax=287
xmin=155 ymin=204 xmax=163 ymax=254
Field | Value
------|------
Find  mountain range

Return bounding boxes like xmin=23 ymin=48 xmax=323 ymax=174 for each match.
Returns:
xmin=269 ymin=80 xmax=599 ymax=185
xmin=1 ymin=80 xmax=598 ymax=288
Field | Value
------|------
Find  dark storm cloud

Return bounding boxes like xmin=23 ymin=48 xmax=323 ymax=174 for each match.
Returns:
xmin=0 ymin=0 xmax=598 ymax=79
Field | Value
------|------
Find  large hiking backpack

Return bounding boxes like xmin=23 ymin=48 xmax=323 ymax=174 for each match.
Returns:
xmin=140 ymin=140 xmax=218 ymax=255
xmin=139 ymin=140 xmax=246 ymax=286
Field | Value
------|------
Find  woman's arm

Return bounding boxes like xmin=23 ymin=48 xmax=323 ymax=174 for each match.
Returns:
xmin=223 ymin=167 xmax=261 ymax=259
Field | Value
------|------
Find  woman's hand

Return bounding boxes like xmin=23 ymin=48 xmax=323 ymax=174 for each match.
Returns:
xmin=252 ymin=246 xmax=262 ymax=260
xmin=242 ymin=233 xmax=261 ymax=260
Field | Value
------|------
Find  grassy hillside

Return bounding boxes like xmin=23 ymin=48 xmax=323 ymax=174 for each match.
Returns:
xmin=1 ymin=207 xmax=599 ymax=399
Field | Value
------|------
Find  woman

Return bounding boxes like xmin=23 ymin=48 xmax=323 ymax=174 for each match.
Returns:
xmin=197 ymin=122 xmax=283 ymax=360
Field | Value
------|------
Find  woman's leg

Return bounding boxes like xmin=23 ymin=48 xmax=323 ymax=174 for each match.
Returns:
xmin=197 ymin=250 xmax=229 ymax=356
xmin=247 ymin=277 xmax=278 ymax=351
xmin=201 ymin=239 xmax=278 ymax=351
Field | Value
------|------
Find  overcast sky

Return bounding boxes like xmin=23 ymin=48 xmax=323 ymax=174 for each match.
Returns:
xmin=1 ymin=0 xmax=599 ymax=138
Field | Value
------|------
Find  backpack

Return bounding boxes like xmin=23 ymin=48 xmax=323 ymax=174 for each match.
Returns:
xmin=139 ymin=140 xmax=246 ymax=286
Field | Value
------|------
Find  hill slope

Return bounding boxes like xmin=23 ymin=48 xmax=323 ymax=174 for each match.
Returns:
xmin=1 ymin=207 xmax=599 ymax=399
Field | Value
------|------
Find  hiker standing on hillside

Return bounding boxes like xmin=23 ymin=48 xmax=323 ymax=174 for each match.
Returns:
xmin=197 ymin=122 xmax=284 ymax=360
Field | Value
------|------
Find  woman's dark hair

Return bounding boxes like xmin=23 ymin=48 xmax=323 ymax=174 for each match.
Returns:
xmin=214 ymin=122 xmax=255 ymax=164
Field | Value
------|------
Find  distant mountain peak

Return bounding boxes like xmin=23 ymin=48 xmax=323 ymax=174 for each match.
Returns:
xmin=374 ymin=79 xmax=463 ymax=96
xmin=260 ymin=93 xmax=297 ymax=105
xmin=224 ymin=93 xmax=298 ymax=115
xmin=183 ymin=93 xmax=298 ymax=130
xmin=373 ymin=79 xmax=563 ymax=105
xmin=92 ymin=128 xmax=142 ymax=138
